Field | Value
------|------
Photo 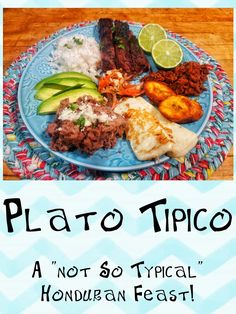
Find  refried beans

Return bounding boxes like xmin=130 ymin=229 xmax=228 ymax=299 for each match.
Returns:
xmin=47 ymin=96 xmax=126 ymax=154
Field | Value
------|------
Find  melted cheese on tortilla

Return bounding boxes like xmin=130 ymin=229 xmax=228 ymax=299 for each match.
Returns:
xmin=124 ymin=109 xmax=173 ymax=160
xmin=115 ymin=97 xmax=198 ymax=160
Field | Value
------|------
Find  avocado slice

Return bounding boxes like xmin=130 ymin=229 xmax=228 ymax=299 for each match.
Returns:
xmin=35 ymin=79 xmax=97 ymax=101
xmin=34 ymin=72 xmax=93 ymax=90
xmin=35 ymin=84 xmax=69 ymax=101
xmin=37 ymin=88 xmax=103 ymax=115
xmin=44 ymin=77 xmax=95 ymax=87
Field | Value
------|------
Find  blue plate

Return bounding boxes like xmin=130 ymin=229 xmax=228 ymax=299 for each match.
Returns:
xmin=18 ymin=22 xmax=212 ymax=172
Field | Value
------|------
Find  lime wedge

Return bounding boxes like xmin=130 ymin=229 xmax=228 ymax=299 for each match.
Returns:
xmin=138 ymin=23 xmax=167 ymax=53
xmin=152 ymin=39 xmax=183 ymax=69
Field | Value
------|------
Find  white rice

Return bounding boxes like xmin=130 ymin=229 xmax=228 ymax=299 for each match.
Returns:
xmin=50 ymin=34 xmax=101 ymax=82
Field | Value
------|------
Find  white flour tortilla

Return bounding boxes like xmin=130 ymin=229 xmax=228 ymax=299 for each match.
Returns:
xmin=115 ymin=97 xmax=198 ymax=160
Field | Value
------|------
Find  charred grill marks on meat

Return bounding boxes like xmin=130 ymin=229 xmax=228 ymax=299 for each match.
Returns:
xmin=98 ymin=18 xmax=116 ymax=72
xmin=128 ymin=30 xmax=150 ymax=75
xmin=98 ymin=18 xmax=150 ymax=76
xmin=113 ymin=20 xmax=133 ymax=74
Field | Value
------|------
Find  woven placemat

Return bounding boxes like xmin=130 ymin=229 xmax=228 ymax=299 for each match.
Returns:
xmin=3 ymin=22 xmax=233 ymax=180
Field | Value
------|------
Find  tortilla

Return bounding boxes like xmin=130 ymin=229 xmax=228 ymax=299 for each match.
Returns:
xmin=115 ymin=97 xmax=198 ymax=160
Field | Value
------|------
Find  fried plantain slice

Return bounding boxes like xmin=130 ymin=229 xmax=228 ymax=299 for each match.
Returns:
xmin=144 ymin=81 xmax=176 ymax=104
xmin=158 ymin=95 xmax=203 ymax=124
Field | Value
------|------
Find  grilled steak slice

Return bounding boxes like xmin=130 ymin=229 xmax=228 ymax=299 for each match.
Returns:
xmin=98 ymin=18 xmax=116 ymax=72
xmin=98 ymin=18 xmax=150 ymax=76
xmin=128 ymin=31 xmax=150 ymax=75
xmin=113 ymin=20 xmax=133 ymax=74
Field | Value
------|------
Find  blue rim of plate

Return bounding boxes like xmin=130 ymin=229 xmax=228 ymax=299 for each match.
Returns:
xmin=17 ymin=21 xmax=213 ymax=173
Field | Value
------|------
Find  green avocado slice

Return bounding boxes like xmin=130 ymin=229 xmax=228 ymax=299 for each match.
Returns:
xmin=34 ymin=72 xmax=93 ymax=90
xmin=35 ymin=84 xmax=68 ymax=101
xmin=37 ymin=88 xmax=103 ymax=115
xmin=44 ymin=77 xmax=95 ymax=87
xmin=35 ymin=79 xmax=97 ymax=101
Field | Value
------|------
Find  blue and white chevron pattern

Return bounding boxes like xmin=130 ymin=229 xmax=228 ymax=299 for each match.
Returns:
xmin=0 ymin=181 xmax=236 ymax=313
xmin=1 ymin=1 xmax=236 ymax=313
xmin=0 ymin=0 xmax=236 ymax=8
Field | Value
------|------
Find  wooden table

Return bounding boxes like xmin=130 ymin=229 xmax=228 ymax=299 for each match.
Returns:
xmin=3 ymin=8 xmax=233 ymax=180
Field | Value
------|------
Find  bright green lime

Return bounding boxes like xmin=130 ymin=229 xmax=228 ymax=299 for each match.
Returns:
xmin=138 ymin=23 xmax=167 ymax=53
xmin=152 ymin=39 xmax=183 ymax=69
